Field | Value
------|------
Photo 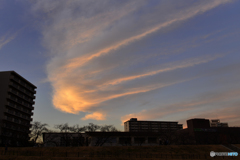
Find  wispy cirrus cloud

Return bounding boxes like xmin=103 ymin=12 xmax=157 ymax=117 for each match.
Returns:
xmin=31 ymin=0 xmax=232 ymax=121
xmin=0 ymin=31 xmax=19 ymax=50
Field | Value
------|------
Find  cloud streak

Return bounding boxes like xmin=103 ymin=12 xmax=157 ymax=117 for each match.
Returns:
xmin=0 ymin=31 xmax=19 ymax=50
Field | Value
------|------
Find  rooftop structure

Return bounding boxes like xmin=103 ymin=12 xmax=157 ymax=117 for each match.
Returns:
xmin=210 ymin=119 xmax=228 ymax=127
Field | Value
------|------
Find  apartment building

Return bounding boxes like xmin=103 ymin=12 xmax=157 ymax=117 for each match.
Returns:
xmin=0 ymin=71 xmax=36 ymax=146
xmin=124 ymin=118 xmax=183 ymax=132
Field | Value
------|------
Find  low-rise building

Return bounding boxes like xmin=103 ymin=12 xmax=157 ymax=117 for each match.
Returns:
xmin=86 ymin=132 xmax=163 ymax=146
xmin=43 ymin=132 xmax=87 ymax=147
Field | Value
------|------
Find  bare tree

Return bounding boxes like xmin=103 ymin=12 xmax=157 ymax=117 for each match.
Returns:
xmin=85 ymin=123 xmax=101 ymax=132
xmin=29 ymin=121 xmax=49 ymax=145
xmin=100 ymin=125 xmax=119 ymax=132
xmin=54 ymin=123 xmax=71 ymax=132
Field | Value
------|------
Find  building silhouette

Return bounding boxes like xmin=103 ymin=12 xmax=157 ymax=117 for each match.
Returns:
xmin=124 ymin=118 xmax=183 ymax=132
xmin=0 ymin=71 xmax=36 ymax=146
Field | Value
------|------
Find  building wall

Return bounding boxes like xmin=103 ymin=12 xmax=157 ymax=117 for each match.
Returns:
xmin=43 ymin=133 xmax=87 ymax=147
xmin=88 ymin=136 xmax=160 ymax=146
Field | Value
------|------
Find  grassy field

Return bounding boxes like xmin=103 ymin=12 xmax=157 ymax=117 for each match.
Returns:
xmin=0 ymin=145 xmax=238 ymax=160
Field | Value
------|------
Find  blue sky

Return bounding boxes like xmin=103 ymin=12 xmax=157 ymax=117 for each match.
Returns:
xmin=1 ymin=0 xmax=240 ymax=130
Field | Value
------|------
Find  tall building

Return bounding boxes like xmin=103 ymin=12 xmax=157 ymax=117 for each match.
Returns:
xmin=0 ymin=71 xmax=36 ymax=146
xmin=124 ymin=118 xmax=183 ymax=132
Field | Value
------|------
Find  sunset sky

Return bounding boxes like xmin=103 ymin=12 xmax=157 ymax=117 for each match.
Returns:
xmin=1 ymin=0 xmax=240 ymax=130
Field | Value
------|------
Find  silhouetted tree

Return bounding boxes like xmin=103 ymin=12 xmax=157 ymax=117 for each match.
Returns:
xmin=29 ymin=121 xmax=49 ymax=145
xmin=100 ymin=125 xmax=119 ymax=132
xmin=85 ymin=123 xmax=101 ymax=132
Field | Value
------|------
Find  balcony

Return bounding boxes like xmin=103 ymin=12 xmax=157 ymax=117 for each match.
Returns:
xmin=6 ymin=109 xmax=32 ymax=122
xmin=3 ymin=123 xmax=29 ymax=133
xmin=8 ymin=96 xmax=34 ymax=112
xmin=10 ymin=81 xmax=36 ymax=98
xmin=31 ymin=112 xmax=33 ymax=116
xmin=2 ymin=132 xmax=12 ymax=137
xmin=4 ymin=117 xmax=14 ymax=123
xmin=6 ymin=109 xmax=14 ymax=116
xmin=8 ymin=104 xmax=31 ymax=116
xmin=20 ymin=122 xmax=31 ymax=127
xmin=11 ymin=75 xmax=20 ymax=82
xmin=10 ymin=90 xmax=35 ymax=105
xmin=8 ymin=95 xmax=22 ymax=106
xmin=9 ymin=81 xmax=19 ymax=89
xmin=20 ymin=115 xmax=31 ymax=121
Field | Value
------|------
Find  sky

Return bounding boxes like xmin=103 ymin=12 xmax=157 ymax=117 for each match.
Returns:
xmin=0 ymin=0 xmax=240 ymax=130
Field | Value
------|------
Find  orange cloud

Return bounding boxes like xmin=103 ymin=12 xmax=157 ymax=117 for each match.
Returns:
xmin=52 ymin=85 xmax=95 ymax=114
xmin=81 ymin=112 xmax=106 ymax=120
